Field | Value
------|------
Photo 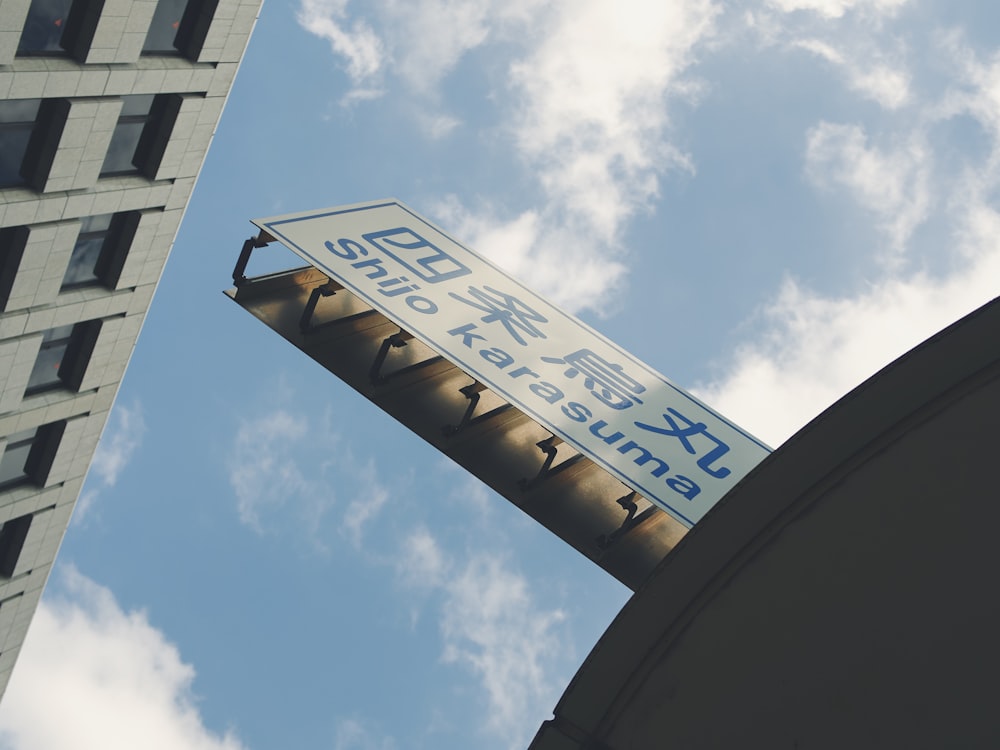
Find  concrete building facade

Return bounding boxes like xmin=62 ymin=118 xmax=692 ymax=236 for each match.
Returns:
xmin=0 ymin=0 xmax=261 ymax=697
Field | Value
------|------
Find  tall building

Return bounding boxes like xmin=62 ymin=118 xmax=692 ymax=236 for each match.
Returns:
xmin=0 ymin=0 xmax=261 ymax=698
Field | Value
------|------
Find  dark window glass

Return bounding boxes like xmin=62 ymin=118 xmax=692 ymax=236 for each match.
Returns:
xmin=143 ymin=0 xmax=189 ymax=54
xmin=17 ymin=0 xmax=73 ymax=55
xmin=0 ymin=100 xmax=41 ymax=189
xmin=100 ymin=95 xmax=155 ymax=176
xmin=62 ymin=214 xmax=114 ymax=288
xmin=0 ymin=514 xmax=33 ymax=577
xmin=25 ymin=324 xmax=75 ymax=395
xmin=0 ymin=429 xmax=38 ymax=490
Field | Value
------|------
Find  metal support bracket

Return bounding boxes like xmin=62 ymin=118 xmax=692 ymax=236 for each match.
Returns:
xmin=231 ymin=231 xmax=274 ymax=286
xmin=518 ymin=435 xmax=585 ymax=491
xmin=443 ymin=381 xmax=513 ymax=436
xmin=596 ymin=491 xmax=659 ymax=550
xmin=369 ymin=329 xmax=443 ymax=385
xmin=299 ymin=280 xmax=338 ymax=333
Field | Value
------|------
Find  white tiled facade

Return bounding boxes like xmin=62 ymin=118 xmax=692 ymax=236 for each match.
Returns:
xmin=0 ymin=0 xmax=261 ymax=697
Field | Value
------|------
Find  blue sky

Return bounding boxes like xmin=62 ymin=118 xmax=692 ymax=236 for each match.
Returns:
xmin=2 ymin=0 xmax=1000 ymax=748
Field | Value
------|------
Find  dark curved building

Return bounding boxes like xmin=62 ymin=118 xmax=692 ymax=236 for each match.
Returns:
xmin=530 ymin=295 xmax=1000 ymax=749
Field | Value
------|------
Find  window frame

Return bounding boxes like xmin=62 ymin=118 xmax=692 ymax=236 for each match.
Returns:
xmin=0 ymin=421 xmax=68 ymax=493
xmin=0 ymin=429 xmax=39 ymax=491
xmin=15 ymin=0 xmax=74 ymax=57
xmin=23 ymin=324 xmax=76 ymax=396
xmin=0 ymin=99 xmax=42 ymax=190
xmin=0 ymin=514 xmax=33 ymax=578
xmin=100 ymin=95 xmax=157 ymax=178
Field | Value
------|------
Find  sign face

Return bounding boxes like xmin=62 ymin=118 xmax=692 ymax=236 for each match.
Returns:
xmin=254 ymin=200 xmax=771 ymax=527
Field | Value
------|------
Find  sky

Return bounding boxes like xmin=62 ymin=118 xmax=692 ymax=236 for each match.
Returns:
xmin=2 ymin=0 xmax=1000 ymax=748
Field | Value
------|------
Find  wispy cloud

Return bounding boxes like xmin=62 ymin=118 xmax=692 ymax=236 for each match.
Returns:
xmin=508 ymin=1 xmax=711 ymax=243
xmin=297 ymin=0 xmax=998 ymax=457
xmin=297 ymin=0 xmax=548 ymax=98
xmin=695 ymin=35 xmax=1000 ymax=447
xmin=395 ymin=526 xmax=448 ymax=589
xmin=228 ymin=407 xmax=320 ymax=532
xmin=793 ymin=38 xmax=911 ymax=109
xmin=299 ymin=0 xmax=717 ymax=314
xmin=394 ymin=529 xmax=569 ymax=748
xmin=805 ymin=121 xmax=931 ymax=254
xmin=332 ymin=717 xmax=396 ymax=750
xmin=297 ymin=0 xmax=385 ymax=95
xmin=74 ymin=400 xmax=145 ymax=524
xmin=227 ymin=401 xmax=394 ymax=551
xmin=440 ymin=553 xmax=567 ymax=745
xmin=694 ymin=242 xmax=1000 ymax=446
xmin=430 ymin=0 xmax=716 ymax=314
xmin=0 ymin=566 xmax=245 ymax=750
xmin=339 ymin=459 xmax=390 ymax=550
xmin=765 ymin=0 xmax=909 ymax=20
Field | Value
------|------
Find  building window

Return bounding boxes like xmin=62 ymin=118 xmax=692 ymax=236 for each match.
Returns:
xmin=0 ymin=422 xmax=66 ymax=493
xmin=0 ymin=100 xmax=42 ymax=190
xmin=16 ymin=0 xmax=73 ymax=55
xmin=0 ymin=226 xmax=27 ymax=310
xmin=100 ymin=95 xmax=156 ymax=177
xmin=62 ymin=214 xmax=113 ymax=289
xmin=143 ymin=0 xmax=219 ymax=59
xmin=0 ymin=429 xmax=39 ymax=491
xmin=24 ymin=320 xmax=102 ymax=395
xmin=62 ymin=212 xmax=141 ymax=290
xmin=24 ymin=324 xmax=76 ymax=396
xmin=142 ymin=0 xmax=189 ymax=54
xmin=0 ymin=514 xmax=33 ymax=578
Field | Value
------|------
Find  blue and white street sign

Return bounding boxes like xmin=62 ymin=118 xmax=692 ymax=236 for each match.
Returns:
xmin=254 ymin=199 xmax=771 ymax=528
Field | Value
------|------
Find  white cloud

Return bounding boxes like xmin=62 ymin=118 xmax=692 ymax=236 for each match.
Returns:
xmin=695 ymin=201 xmax=1000 ymax=447
xmin=694 ymin=22 xmax=1000 ymax=453
xmin=227 ymin=403 xmax=396 ymax=550
xmin=440 ymin=553 xmax=567 ymax=746
xmin=365 ymin=0 xmax=494 ymax=94
xmin=392 ymin=528 xmax=569 ymax=749
xmin=302 ymin=0 xmax=717 ymax=314
xmin=417 ymin=111 xmax=461 ymax=139
xmin=299 ymin=0 xmax=550 ymax=96
xmin=90 ymin=400 xmax=145 ymax=486
xmin=766 ymin=0 xmax=908 ymax=20
xmin=0 ymin=567 xmax=244 ymax=750
xmin=749 ymin=0 xmax=914 ymax=112
xmin=444 ymin=469 xmax=494 ymax=515
xmin=509 ymin=0 xmax=711 ymax=242
xmin=332 ymin=717 xmax=395 ymax=750
xmin=395 ymin=527 xmax=448 ymax=589
xmin=846 ymin=63 xmax=910 ymax=109
xmin=228 ymin=408 xmax=317 ymax=531
xmin=936 ymin=34 xmax=1000 ymax=159
xmin=794 ymin=38 xmax=910 ymax=108
xmin=297 ymin=0 xmax=386 ymax=88
xmin=805 ymin=121 xmax=930 ymax=254
xmin=296 ymin=1 xmax=998 ymax=458
xmin=73 ymin=400 xmax=145 ymax=524
xmin=428 ymin=0 xmax=716 ymax=313
xmin=431 ymin=200 xmax=629 ymax=314
xmin=340 ymin=459 xmax=390 ymax=549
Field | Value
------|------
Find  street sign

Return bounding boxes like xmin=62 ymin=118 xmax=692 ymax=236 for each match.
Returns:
xmin=254 ymin=199 xmax=771 ymax=527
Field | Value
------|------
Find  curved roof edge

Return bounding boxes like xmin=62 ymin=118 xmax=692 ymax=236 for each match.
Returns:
xmin=530 ymin=295 xmax=1000 ymax=749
